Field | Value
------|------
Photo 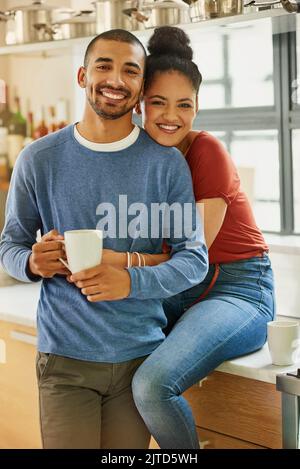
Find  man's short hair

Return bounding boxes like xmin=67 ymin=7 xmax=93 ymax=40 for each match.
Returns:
xmin=84 ymin=29 xmax=147 ymax=68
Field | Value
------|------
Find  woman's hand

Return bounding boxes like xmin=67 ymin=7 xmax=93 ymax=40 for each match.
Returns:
xmin=101 ymin=249 xmax=127 ymax=268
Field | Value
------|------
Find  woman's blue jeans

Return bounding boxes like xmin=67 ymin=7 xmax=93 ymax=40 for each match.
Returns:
xmin=132 ymin=254 xmax=275 ymax=449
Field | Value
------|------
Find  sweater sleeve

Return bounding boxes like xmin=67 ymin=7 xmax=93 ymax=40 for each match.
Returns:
xmin=188 ymin=132 xmax=240 ymax=205
xmin=0 ymin=148 xmax=42 ymax=282
xmin=127 ymin=152 xmax=208 ymax=300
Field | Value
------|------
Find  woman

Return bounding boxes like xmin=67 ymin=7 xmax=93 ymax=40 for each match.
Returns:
xmin=102 ymin=26 xmax=275 ymax=449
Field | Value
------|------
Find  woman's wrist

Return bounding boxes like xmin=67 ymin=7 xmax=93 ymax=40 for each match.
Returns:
xmin=118 ymin=252 xmax=127 ymax=269
xmin=126 ymin=252 xmax=147 ymax=268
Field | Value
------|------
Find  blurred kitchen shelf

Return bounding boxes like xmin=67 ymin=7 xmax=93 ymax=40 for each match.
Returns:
xmin=0 ymin=8 xmax=298 ymax=57
xmin=0 ymin=35 xmax=92 ymax=56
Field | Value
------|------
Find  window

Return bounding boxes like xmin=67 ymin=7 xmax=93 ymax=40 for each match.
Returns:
xmin=230 ymin=130 xmax=280 ymax=232
xmin=292 ymin=130 xmax=300 ymax=233
xmin=187 ymin=17 xmax=299 ymax=234
xmin=208 ymin=129 xmax=280 ymax=232
xmin=189 ymin=20 xmax=274 ymax=109
xmin=295 ymin=16 xmax=300 ymax=107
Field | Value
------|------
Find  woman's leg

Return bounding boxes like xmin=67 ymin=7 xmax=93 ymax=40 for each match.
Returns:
xmin=132 ymin=259 xmax=275 ymax=449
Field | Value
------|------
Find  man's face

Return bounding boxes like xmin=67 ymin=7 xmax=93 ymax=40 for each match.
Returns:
xmin=79 ymin=39 xmax=145 ymax=120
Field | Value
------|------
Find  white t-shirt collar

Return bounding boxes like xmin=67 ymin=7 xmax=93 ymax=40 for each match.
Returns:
xmin=73 ymin=123 xmax=140 ymax=152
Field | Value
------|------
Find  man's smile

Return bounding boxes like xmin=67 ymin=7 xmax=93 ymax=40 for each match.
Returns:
xmin=97 ymin=87 xmax=130 ymax=103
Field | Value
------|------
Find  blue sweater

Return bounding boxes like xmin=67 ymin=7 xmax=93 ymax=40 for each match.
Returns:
xmin=0 ymin=125 xmax=208 ymax=362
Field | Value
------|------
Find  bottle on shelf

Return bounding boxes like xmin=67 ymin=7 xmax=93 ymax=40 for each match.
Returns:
xmin=56 ymin=98 xmax=68 ymax=130
xmin=8 ymin=94 xmax=27 ymax=137
xmin=0 ymin=79 xmax=5 ymax=105
xmin=0 ymin=84 xmax=13 ymax=128
xmin=7 ymin=91 xmax=26 ymax=169
xmin=33 ymin=107 xmax=48 ymax=140
xmin=0 ymin=84 xmax=12 ymax=180
xmin=48 ymin=105 xmax=58 ymax=133
xmin=0 ymin=126 xmax=9 ymax=179
xmin=23 ymin=98 xmax=34 ymax=147
xmin=24 ymin=111 xmax=34 ymax=147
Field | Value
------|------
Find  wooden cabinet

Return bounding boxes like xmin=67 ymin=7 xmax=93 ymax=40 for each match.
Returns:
xmin=183 ymin=371 xmax=282 ymax=449
xmin=0 ymin=320 xmax=41 ymax=449
xmin=150 ymin=371 xmax=282 ymax=450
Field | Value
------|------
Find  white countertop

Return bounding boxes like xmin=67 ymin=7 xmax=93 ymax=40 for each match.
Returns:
xmin=217 ymin=343 xmax=300 ymax=384
xmin=0 ymin=281 xmax=41 ymax=328
xmin=0 ymin=281 xmax=299 ymax=385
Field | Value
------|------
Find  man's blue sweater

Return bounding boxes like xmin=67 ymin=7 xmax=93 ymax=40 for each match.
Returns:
xmin=0 ymin=125 xmax=208 ymax=362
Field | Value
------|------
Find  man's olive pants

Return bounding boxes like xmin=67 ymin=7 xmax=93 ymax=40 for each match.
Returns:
xmin=36 ymin=352 xmax=151 ymax=449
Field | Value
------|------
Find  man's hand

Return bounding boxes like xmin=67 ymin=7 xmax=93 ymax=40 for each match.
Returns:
xmin=28 ymin=229 xmax=69 ymax=278
xmin=67 ymin=264 xmax=131 ymax=302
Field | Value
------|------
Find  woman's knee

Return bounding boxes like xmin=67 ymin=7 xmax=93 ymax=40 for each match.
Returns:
xmin=132 ymin=362 xmax=173 ymax=407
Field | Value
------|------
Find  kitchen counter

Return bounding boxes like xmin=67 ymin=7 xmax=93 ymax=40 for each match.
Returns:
xmin=1 ymin=281 xmax=299 ymax=384
xmin=0 ymin=281 xmax=40 ymax=328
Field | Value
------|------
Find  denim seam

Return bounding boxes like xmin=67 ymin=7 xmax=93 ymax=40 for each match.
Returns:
xmin=165 ymin=395 xmax=200 ymax=449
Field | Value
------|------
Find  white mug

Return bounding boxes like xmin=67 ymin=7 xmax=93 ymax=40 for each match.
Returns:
xmin=267 ymin=320 xmax=300 ymax=366
xmin=59 ymin=229 xmax=103 ymax=274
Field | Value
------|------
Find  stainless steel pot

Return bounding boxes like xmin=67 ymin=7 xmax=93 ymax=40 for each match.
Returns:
xmin=53 ymin=11 xmax=97 ymax=41
xmin=4 ymin=0 xmax=58 ymax=44
xmin=137 ymin=1 xmax=191 ymax=28
xmin=244 ymin=0 xmax=300 ymax=12
xmin=0 ymin=1 xmax=74 ymax=45
xmin=187 ymin=0 xmax=244 ymax=21
xmin=94 ymin=1 xmax=145 ymax=33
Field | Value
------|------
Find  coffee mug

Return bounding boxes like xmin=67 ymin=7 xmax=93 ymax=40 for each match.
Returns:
xmin=59 ymin=229 xmax=103 ymax=274
xmin=267 ymin=320 xmax=300 ymax=366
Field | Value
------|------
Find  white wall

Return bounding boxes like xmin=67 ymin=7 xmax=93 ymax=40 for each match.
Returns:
xmin=8 ymin=52 xmax=75 ymax=122
xmin=0 ymin=1 xmax=8 ymax=85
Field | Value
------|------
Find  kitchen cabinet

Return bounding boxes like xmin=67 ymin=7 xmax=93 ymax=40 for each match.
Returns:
xmin=0 ymin=320 xmax=41 ymax=449
xmin=183 ymin=371 xmax=282 ymax=449
xmin=149 ymin=370 xmax=282 ymax=450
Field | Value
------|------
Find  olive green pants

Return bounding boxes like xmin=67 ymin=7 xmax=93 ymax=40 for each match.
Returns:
xmin=36 ymin=352 xmax=151 ymax=449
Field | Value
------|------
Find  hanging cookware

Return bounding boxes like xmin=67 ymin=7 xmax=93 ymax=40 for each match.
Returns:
xmin=53 ymin=11 xmax=97 ymax=41
xmin=5 ymin=0 xmax=59 ymax=44
xmin=185 ymin=0 xmax=244 ymax=21
xmin=136 ymin=1 xmax=191 ymax=28
xmin=94 ymin=0 xmax=146 ymax=33
xmin=244 ymin=0 xmax=300 ymax=12
xmin=1 ymin=1 xmax=74 ymax=45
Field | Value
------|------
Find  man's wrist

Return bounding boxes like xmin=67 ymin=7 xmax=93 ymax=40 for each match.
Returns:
xmin=27 ymin=253 xmax=40 ymax=280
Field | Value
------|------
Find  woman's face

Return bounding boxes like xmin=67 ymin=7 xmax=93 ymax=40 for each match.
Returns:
xmin=142 ymin=71 xmax=198 ymax=147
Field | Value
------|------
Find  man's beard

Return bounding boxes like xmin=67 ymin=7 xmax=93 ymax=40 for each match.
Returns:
xmin=88 ymin=95 xmax=136 ymax=121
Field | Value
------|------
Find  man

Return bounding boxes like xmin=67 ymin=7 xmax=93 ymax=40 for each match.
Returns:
xmin=0 ymin=30 xmax=208 ymax=449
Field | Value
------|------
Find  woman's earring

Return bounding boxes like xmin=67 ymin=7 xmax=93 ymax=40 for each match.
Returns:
xmin=135 ymin=102 xmax=142 ymax=115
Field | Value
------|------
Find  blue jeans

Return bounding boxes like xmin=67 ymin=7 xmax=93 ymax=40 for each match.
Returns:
xmin=132 ymin=254 xmax=275 ymax=449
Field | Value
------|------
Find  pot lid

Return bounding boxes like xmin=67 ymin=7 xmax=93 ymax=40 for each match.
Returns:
xmin=54 ymin=11 xmax=96 ymax=25
xmin=8 ymin=1 xmax=64 ymax=13
xmin=142 ymin=1 xmax=189 ymax=10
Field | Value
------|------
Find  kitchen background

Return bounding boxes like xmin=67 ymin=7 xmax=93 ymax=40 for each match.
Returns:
xmin=0 ymin=1 xmax=300 ymax=318
xmin=0 ymin=0 xmax=300 ymax=451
